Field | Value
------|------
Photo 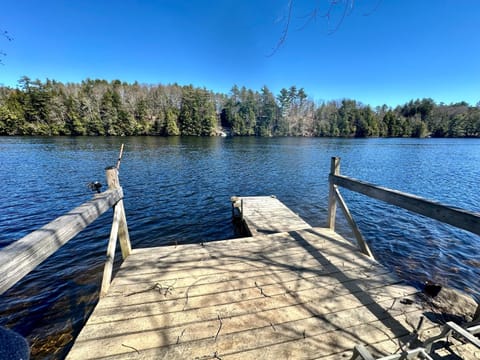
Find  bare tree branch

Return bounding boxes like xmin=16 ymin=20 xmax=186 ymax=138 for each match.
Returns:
xmin=296 ymin=8 xmax=319 ymax=31
xmin=324 ymin=0 xmax=355 ymax=35
xmin=2 ymin=30 xmax=13 ymax=42
xmin=270 ymin=0 xmax=380 ymax=55
xmin=268 ymin=0 xmax=294 ymax=57
xmin=363 ymin=0 xmax=383 ymax=16
xmin=1 ymin=28 xmax=13 ymax=65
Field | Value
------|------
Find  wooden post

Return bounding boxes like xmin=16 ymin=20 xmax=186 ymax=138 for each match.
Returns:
xmin=241 ymin=199 xmax=244 ymax=221
xmin=117 ymin=205 xmax=131 ymax=259
xmin=230 ymin=196 xmax=238 ymax=218
xmin=100 ymin=204 xmax=121 ymax=297
xmin=106 ymin=166 xmax=120 ymax=190
xmin=230 ymin=196 xmax=244 ymax=221
xmin=327 ymin=157 xmax=340 ymax=230
xmin=101 ymin=167 xmax=131 ymax=297
xmin=105 ymin=166 xmax=131 ymax=259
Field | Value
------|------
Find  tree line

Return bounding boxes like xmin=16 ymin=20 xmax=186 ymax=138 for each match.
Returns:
xmin=0 ymin=77 xmax=479 ymax=137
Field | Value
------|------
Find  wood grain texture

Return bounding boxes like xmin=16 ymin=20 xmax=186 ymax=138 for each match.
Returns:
xmin=117 ymin=200 xmax=131 ymax=259
xmin=328 ymin=156 xmax=340 ymax=230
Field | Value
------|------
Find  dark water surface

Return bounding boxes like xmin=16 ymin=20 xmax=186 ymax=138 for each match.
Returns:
xmin=1 ymin=136 xmax=479 ymax=358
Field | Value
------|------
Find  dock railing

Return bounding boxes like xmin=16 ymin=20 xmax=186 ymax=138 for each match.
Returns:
xmin=0 ymin=166 xmax=131 ymax=298
xmin=327 ymin=156 xmax=480 ymax=320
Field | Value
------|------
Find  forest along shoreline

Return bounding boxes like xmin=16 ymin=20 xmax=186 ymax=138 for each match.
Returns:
xmin=1 ymin=77 xmax=479 ymax=137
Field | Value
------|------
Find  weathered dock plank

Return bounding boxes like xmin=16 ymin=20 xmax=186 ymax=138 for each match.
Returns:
xmin=67 ymin=226 xmax=445 ymax=360
xmin=232 ymin=196 xmax=311 ymax=236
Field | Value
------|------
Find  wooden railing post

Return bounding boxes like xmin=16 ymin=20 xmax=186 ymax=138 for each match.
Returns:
xmin=100 ymin=204 xmax=121 ymax=297
xmin=105 ymin=166 xmax=131 ymax=259
xmin=327 ymin=157 xmax=340 ymax=230
xmin=101 ymin=167 xmax=131 ymax=297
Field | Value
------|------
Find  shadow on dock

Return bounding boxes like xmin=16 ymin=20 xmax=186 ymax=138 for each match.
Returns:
xmin=67 ymin=225 xmax=429 ymax=359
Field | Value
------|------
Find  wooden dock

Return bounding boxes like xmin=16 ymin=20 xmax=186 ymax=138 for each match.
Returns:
xmin=3 ymin=158 xmax=479 ymax=360
xmin=65 ymin=196 xmax=471 ymax=359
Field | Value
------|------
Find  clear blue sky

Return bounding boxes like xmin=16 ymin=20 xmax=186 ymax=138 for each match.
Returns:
xmin=1 ymin=0 xmax=479 ymax=107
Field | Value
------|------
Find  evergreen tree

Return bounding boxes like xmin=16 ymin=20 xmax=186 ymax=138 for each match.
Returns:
xmin=257 ymin=86 xmax=277 ymax=136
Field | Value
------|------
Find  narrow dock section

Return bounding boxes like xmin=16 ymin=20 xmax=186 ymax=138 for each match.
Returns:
xmin=67 ymin=196 xmax=475 ymax=359
xmin=231 ymin=196 xmax=311 ymax=236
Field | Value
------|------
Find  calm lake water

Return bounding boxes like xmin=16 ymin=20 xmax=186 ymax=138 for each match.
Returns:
xmin=1 ymin=136 xmax=479 ymax=358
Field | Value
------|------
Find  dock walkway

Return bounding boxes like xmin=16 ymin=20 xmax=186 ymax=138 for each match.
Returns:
xmin=66 ymin=197 xmax=471 ymax=359
xmin=231 ymin=196 xmax=311 ymax=236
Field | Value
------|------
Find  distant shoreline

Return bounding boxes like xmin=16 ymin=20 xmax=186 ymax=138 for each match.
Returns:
xmin=1 ymin=134 xmax=480 ymax=138
xmin=1 ymin=78 xmax=479 ymax=138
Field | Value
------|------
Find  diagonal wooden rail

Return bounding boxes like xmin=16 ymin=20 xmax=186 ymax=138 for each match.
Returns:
xmin=329 ymin=159 xmax=480 ymax=237
xmin=0 ymin=166 xmax=131 ymax=296
xmin=327 ymin=156 xmax=480 ymax=321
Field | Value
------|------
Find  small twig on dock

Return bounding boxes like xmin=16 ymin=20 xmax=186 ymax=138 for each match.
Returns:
xmin=387 ymin=298 xmax=397 ymax=311
xmin=125 ymin=281 xmax=175 ymax=297
xmin=157 ymin=280 xmax=176 ymax=297
xmin=403 ymin=311 xmax=416 ymax=331
xmin=370 ymin=323 xmax=398 ymax=348
xmin=254 ymin=281 xmax=270 ymax=297
xmin=125 ymin=283 xmax=159 ymax=297
xmin=121 ymin=343 xmax=140 ymax=354
xmin=183 ymin=276 xmax=209 ymax=311
xmin=215 ymin=315 xmax=223 ymax=342
xmin=270 ymin=322 xmax=277 ymax=331
xmin=393 ymin=311 xmax=415 ymax=353
xmin=359 ymin=270 xmax=370 ymax=278
xmin=176 ymin=328 xmax=186 ymax=344
xmin=196 ymin=352 xmax=222 ymax=360
xmin=394 ymin=315 xmax=424 ymax=353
